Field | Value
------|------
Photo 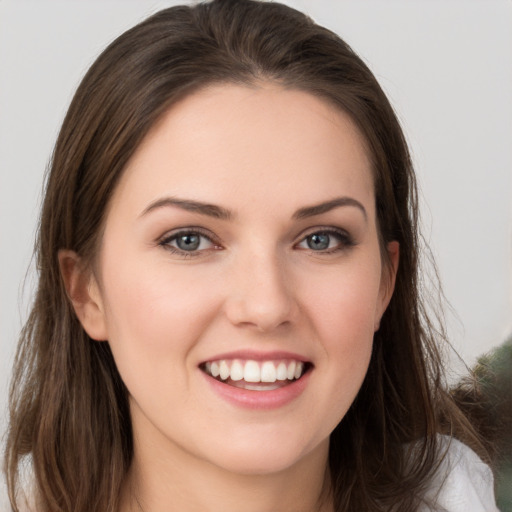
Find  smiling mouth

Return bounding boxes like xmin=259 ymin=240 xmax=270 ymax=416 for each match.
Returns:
xmin=200 ymin=359 xmax=311 ymax=391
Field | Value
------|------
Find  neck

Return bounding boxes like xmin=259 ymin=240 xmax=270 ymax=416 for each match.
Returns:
xmin=120 ymin=421 xmax=333 ymax=512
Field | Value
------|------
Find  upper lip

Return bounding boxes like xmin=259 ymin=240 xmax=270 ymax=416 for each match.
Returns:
xmin=199 ymin=350 xmax=311 ymax=365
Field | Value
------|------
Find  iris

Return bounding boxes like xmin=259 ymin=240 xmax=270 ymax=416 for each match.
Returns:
xmin=176 ymin=233 xmax=201 ymax=251
xmin=307 ymin=233 xmax=330 ymax=251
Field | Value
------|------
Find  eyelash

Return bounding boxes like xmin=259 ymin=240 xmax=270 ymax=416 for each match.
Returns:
xmin=158 ymin=227 xmax=221 ymax=258
xmin=297 ymin=228 xmax=355 ymax=255
xmin=158 ymin=227 xmax=355 ymax=258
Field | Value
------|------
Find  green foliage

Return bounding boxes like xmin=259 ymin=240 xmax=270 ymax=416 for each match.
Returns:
xmin=473 ymin=337 xmax=512 ymax=511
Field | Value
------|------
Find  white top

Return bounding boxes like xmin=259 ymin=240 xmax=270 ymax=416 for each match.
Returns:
xmin=419 ymin=436 xmax=499 ymax=511
xmin=0 ymin=437 xmax=499 ymax=511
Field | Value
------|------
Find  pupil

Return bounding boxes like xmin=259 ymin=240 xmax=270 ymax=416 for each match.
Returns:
xmin=177 ymin=234 xmax=200 ymax=251
xmin=308 ymin=233 xmax=329 ymax=250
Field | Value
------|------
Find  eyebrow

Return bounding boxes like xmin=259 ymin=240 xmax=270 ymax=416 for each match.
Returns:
xmin=140 ymin=197 xmax=233 ymax=220
xmin=140 ymin=195 xmax=367 ymax=222
xmin=293 ymin=197 xmax=367 ymax=221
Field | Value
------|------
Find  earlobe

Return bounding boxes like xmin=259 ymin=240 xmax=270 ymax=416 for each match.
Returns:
xmin=375 ymin=241 xmax=400 ymax=332
xmin=58 ymin=249 xmax=108 ymax=341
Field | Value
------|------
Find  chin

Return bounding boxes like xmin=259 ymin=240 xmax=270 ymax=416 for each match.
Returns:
xmin=201 ymin=429 xmax=329 ymax=477
xmin=215 ymin=453 xmax=299 ymax=476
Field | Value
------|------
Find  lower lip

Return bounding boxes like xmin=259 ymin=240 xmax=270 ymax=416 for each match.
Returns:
xmin=201 ymin=370 xmax=311 ymax=410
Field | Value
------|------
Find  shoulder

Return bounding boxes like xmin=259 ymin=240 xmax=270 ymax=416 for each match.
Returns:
xmin=418 ymin=435 xmax=499 ymax=512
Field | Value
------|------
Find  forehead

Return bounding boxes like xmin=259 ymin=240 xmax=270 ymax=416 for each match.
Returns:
xmin=112 ymin=82 xmax=374 ymax=218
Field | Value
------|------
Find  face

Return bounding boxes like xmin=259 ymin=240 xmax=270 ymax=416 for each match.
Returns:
xmin=77 ymin=83 xmax=398 ymax=476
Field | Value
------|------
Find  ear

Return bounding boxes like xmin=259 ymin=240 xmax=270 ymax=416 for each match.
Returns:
xmin=58 ymin=249 xmax=108 ymax=341
xmin=375 ymin=240 xmax=399 ymax=332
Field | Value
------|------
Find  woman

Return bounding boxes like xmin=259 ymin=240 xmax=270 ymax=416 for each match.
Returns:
xmin=3 ymin=1 xmax=499 ymax=511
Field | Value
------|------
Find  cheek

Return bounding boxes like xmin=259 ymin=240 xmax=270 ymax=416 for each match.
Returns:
xmin=301 ymin=258 xmax=383 ymax=348
xmin=98 ymin=252 xmax=222 ymax=376
xmin=296 ymin=257 xmax=382 ymax=418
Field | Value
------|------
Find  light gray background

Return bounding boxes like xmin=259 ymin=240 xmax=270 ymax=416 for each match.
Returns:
xmin=1 ymin=0 xmax=511 ymax=450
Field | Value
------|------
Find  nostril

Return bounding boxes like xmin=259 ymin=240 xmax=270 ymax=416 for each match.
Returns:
xmin=224 ymin=297 xmax=296 ymax=333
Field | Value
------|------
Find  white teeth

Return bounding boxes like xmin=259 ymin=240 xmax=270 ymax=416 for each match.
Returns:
xmin=244 ymin=361 xmax=261 ymax=382
xmin=219 ymin=360 xmax=230 ymax=380
xmin=230 ymin=360 xmax=244 ymax=381
xmin=261 ymin=361 xmax=277 ymax=383
xmin=276 ymin=362 xmax=288 ymax=381
xmin=287 ymin=361 xmax=296 ymax=380
xmin=210 ymin=361 xmax=220 ymax=378
xmin=203 ymin=359 xmax=308 ymax=383
xmin=294 ymin=362 xmax=303 ymax=380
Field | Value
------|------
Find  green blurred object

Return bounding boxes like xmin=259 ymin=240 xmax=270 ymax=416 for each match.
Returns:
xmin=451 ymin=336 xmax=512 ymax=511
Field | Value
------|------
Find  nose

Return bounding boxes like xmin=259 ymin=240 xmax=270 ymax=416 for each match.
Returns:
xmin=224 ymin=249 xmax=298 ymax=333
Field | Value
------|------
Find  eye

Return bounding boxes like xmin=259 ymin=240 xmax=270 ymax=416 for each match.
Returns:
xmin=296 ymin=229 xmax=353 ymax=253
xmin=159 ymin=229 xmax=220 ymax=256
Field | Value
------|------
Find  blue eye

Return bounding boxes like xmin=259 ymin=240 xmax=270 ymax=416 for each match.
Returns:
xmin=307 ymin=233 xmax=331 ymax=250
xmin=159 ymin=230 xmax=217 ymax=255
xmin=175 ymin=233 xmax=201 ymax=251
xmin=297 ymin=229 xmax=352 ymax=252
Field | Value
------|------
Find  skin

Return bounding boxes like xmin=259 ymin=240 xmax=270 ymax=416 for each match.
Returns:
xmin=61 ymin=83 xmax=398 ymax=512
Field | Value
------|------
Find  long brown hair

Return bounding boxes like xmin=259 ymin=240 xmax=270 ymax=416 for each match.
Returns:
xmin=4 ymin=1 xmax=486 ymax=510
